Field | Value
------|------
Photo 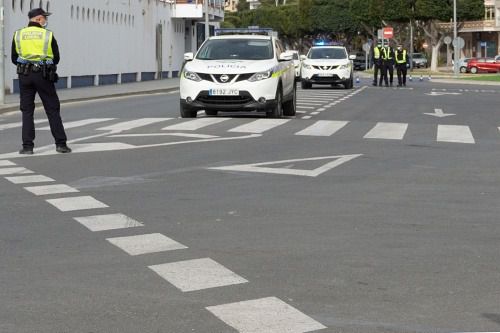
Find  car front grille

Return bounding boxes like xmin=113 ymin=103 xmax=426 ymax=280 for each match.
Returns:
xmin=195 ymin=73 xmax=255 ymax=83
xmin=312 ymin=65 xmax=339 ymax=70
xmin=311 ymin=74 xmax=341 ymax=81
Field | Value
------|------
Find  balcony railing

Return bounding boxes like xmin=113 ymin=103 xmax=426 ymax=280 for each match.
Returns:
xmin=438 ymin=20 xmax=498 ymax=32
xmin=168 ymin=0 xmax=224 ymax=19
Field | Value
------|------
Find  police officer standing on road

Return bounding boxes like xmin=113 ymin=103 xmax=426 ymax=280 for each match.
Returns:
xmin=11 ymin=8 xmax=71 ymax=155
xmin=395 ymin=44 xmax=409 ymax=87
xmin=381 ymin=44 xmax=395 ymax=87
xmin=371 ymin=41 xmax=383 ymax=86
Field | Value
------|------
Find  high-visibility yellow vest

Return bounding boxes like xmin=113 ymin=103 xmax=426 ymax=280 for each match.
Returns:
xmin=395 ymin=50 xmax=407 ymax=64
xmin=382 ymin=47 xmax=393 ymax=60
xmin=373 ymin=47 xmax=381 ymax=59
xmin=14 ymin=26 xmax=54 ymax=62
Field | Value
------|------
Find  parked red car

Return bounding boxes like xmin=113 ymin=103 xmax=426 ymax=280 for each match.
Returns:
xmin=466 ymin=57 xmax=500 ymax=74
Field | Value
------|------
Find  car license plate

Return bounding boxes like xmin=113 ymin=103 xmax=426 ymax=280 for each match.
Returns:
xmin=209 ymin=89 xmax=239 ymax=96
xmin=318 ymin=73 xmax=331 ymax=77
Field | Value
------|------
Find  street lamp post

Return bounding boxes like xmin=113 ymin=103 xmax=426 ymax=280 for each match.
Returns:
xmin=0 ymin=0 xmax=5 ymax=104
xmin=453 ymin=0 xmax=459 ymax=77
xmin=204 ymin=0 xmax=209 ymax=41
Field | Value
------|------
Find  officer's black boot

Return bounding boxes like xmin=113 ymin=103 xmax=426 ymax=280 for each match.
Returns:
xmin=19 ymin=147 xmax=34 ymax=155
xmin=56 ymin=145 xmax=72 ymax=153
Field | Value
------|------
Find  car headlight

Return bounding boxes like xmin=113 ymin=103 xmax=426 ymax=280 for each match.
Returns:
xmin=302 ymin=63 xmax=312 ymax=69
xmin=183 ymin=71 xmax=202 ymax=82
xmin=248 ymin=70 xmax=273 ymax=82
xmin=338 ymin=63 xmax=351 ymax=70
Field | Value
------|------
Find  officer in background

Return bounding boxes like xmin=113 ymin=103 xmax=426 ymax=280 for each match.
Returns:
xmin=371 ymin=41 xmax=383 ymax=86
xmin=11 ymin=8 xmax=71 ymax=155
xmin=381 ymin=44 xmax=395 ymax=87
xmin=394 ymin=44 xmax=409 ymax=87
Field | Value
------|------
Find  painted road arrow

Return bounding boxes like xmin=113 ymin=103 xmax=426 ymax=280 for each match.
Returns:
xmin=208 ymin=154 xmax=362 ymax=177
xmin=423 ymin=108 xmax=455 ymax=118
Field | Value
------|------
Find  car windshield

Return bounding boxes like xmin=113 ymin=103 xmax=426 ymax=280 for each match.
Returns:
xmin=309 ymin=48 xmax=346 ymax=59
xmin=196 ymin=39 xmax=274 ymax=60
xmin=413 ymin=54 xmax=424 ymax=59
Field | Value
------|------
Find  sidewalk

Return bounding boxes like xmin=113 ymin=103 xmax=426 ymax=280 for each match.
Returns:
xmin=0 ymin=78 xmax=180 ymax=115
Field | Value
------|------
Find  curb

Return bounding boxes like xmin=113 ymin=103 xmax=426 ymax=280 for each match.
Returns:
xmin=0 ymin=86 xmax=180 ymax=115
xmin=431 ymin=79 xmax=500 ymax=86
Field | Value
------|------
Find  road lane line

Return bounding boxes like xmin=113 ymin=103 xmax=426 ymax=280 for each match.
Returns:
xmin=295 ymin=120 xmax=349 ymax=137
xmin=148 ymin=258 xmax=248 ymax=292
xmin=0 ymin=160 xmax=16 ymax=167
xmin=5 ymin=175 xmax=55 ymax=184
xmin=228 ymin=119 xmax=290 ymax=133
xmin=0 ymin=167 xmax=34 ymax=175
xmin=364 ymin=122 xmax=408 ymax=140
xmin=46 ymin=196 xmax=109 ymax=212
xmin=0 ymin=119 xmax=47 ymax=131
xmin=437 ymin=125 xmax=475 ymax=144
xmin=24 ymin=184 xmax=79 ymax=196
xmin=73 ymin=213 xmax=144 ymax=231
xmin=162 ymin=118 xmax=229 ymax=131
xmin=206 ymin=297 xmax=327 ymax=333
xmin=106 ymin=233 xmax=187 ymax=256
xmin=96 ymin=118 xmax=173 ymax=131
xmin=40 ymin=118 xmax=115 ymax=130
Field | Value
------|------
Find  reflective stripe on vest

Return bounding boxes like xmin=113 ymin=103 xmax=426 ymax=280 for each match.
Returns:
xmin=14 ymin=27 xmax=54 ymax=62
xmin=382 ymin=47 xmax=393 ymax=60
xmin=374 ymin=47 xmax=381 ymax=59
xmin=395 ymin=50 xmax=407 ymax=64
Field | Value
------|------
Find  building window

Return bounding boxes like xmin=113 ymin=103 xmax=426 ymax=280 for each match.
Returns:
xmin=12 ymin=0 xmax=15 ymax=11
xmin=71 ymin=5 xmax=74 ymax=18
xmin=20 ymin=0 xmax=24 ymax=12
xmin=76 ymin=6 xmax=79 ymax=20
xmin=29 ymin=0 xmax=33 ymax=9
xmin=485 ymin=6 xmax=495 ymax=20
xmin=46 ymin=0 xmax=49 ymax=13
xmin=39 ymin=0 xmax=42 ymax=8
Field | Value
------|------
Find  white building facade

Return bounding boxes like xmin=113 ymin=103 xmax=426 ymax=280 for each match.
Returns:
xmin=4 ymin=0 xmax=224 ymax=93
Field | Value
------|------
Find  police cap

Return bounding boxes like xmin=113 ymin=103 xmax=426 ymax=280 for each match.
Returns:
xmin=28 ymin=8 xmax=52 ymax=19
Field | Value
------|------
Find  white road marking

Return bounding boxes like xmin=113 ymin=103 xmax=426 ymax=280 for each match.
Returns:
xmin=5 ymin=175 xmax=55 ymax=184
xmin=228 ymin=119 xmax=289 ymax=133
xmin=310 ymin=112 xmax=320 ymax=115
xmin=0 ymin=167 xmax=34 ymax=175
xmin=0 ymin=134 xmax=260 ymax=159
xmin=73 ymin=213 xmax=144 ymax=231
xmin=46 ymin=196 xmax=109 ymax=212
xmin=296 ymin=106 xmax=315 ymax=109
xmin=363 ymin=122 xmax=408 ymax=140
xmin=206 ymin=297 xmax=327 ymax=333
xmin=209 ymin=154 xmax=362 ymax=177
xmin=148 ymin=258 xmax=248 ymax=292
xmin=24 ymin=184 xmax=79 ymax=196
xmin=40 ymin=118 xmax=115 ymax=130
xmin=0 ymin=160 xmax=16 ymax=167
xmin=301 ymin=116 xmax=312 ymax=119
xmin=295 ymin=120 xmax=349 ymax=137
xmin=96 ymin=118 xmax=172 ymax=131
xmin=297 ymin=102 xmax=323 ymax=106
xmin=163 ymin=118 xmax=229 ymax=131
xmin=106 ymin=233 xmax=187 ymax=256
xmin=0 ymin=119 xmax=47 ymax=131
xmin=437 ymin=125 xmax=475 ymax=144
xmin=109 ymin=132 xmax=218 ymax=139
xmin=423 ymin=108 xmax=455 ymax=118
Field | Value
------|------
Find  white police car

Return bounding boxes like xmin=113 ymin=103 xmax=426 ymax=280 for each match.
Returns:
xmin=300 ymin=45 xmax=356 ymax=89
xmin=180 ymin=29 xmax=296 ymax=118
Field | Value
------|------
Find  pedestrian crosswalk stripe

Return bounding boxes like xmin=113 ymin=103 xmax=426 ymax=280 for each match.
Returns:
xmin=0 ymin=119 xmax=47 ymax=131
xmin=206 ymin=297 xmax=327 ymax=333
xmin=0 ymin=167 xmax=34 ymax=175
xmin=106 ymin=233 xmax=187 ymax=256
xmin=24 ymin=184 xmax=79 ymax=196
xmin=148 ymin=258 xmax=248 ymax=292
xmin=297 ymin=106 xmax=315 ymax=109
xmin=73 ymin=213 xmax=144 ymax=231
xmin=162 ymin=118 xmax=229 ymax=131
xmin=5 ymin=175 xmax=55 ymax=184
xmin=437 ymin=125 xmax=475 ymax=144
xmin=46 ymin=196 xmax=109 ymax=212
xmin=96 ymin=118 xmax=172 ymax=131
xmin=40 ymin=118 xmax=115 ymax=130
xmin=295 ymin=120 xmax=349 ymax=137
xmin=297 ymin=102 xmax=323 ymax=105
xmin=0 ymin=160 xmax=16 ymax=167
xmin=364 ymin=122 xmax=408 ymax=140
xmin=228 ymin=119 xmax=290 ymax=133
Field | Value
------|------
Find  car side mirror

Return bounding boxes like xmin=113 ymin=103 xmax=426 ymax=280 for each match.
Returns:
xmin=300 ymin=55 xmax=307 ymax=61
xmin=279 ymin=52 xmax=293 ymax=62
xmin=184 ymin=52 xmax=194 ymax=61
xmin=349 ymin=55 xmax=357 ymax=60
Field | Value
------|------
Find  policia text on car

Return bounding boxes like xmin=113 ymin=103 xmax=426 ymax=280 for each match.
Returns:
xmin=11 ymin=8 xmax=71 ymax=155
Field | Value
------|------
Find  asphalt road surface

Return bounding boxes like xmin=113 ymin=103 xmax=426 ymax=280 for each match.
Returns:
xmin=1 ymin=81 xmax=500 ymax=333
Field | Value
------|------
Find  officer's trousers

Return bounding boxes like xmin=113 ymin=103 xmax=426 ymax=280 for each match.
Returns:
xmin=381 ymin=62 xmax=394 ymax=86
xmin=373 ymin=62 xmax=382 ymax=85
xmin=18 ymin=72 xmax=67 ymax=148
xmin=396 ymin=64 xmax=408 ymax=86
